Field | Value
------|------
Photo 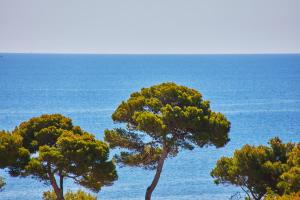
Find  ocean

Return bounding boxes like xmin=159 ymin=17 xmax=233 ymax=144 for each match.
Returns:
xmin=0 ymin=54 xmax=300 ymax=200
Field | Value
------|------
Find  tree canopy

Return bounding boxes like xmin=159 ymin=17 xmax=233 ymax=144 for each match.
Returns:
xmin=0 ymin=130 xmax=30 ymax=176
xmin=0 ymin=114 xmax=117 ymax=200
xmin=278 ymin=143 xmax=300 ymax=194
xmin=211 ymin=137 xmax=299 ymax=200
xmin=105 ymin=82 xmax=230 ymax=200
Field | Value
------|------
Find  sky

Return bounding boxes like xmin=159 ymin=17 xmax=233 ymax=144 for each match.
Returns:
xmin=0 ymin=0 xmax=299 ymax=54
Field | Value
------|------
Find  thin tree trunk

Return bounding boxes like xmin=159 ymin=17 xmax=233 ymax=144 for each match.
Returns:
xmin=47 ymin=164 xmax=64 ymax=200
xmin=59 ymin=172 xmax=64 ymax=199
xmin=145 ymin=147 xmax=168 ymax=200
xmin=240 ymin=186 xmax=251 ymax=200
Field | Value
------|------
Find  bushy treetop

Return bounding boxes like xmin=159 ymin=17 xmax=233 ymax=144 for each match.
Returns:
xmin=106 ymin=83 xmax=230 ymax=169
xmin=211 ymin=137 xmax=299 ymax=200
xmin=0 ymin=114 xmax=117 ymax=199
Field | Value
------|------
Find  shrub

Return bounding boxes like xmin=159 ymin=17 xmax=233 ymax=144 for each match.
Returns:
xmin=43 ymin=190 xmax=97 ymax=200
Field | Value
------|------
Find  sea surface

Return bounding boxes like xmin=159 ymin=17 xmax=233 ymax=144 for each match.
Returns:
xmin=0 ymin=54 xmax=300 ymax=200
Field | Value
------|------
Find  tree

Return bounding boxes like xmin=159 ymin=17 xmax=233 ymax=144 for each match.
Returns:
xmin=0 ymin=114 xmax=117 ymax=200
xmin=104 ymin=82 xmax=230 ymax=200
xmin=1 ymin=129 xmax=27 ymax=192
xmin=211 ymin=137 xmax=297 ymax=200
xmin=277 ymin=143 xmax=300 ymax=193
xmin=0 ymin=130 xmax=30 ymax=176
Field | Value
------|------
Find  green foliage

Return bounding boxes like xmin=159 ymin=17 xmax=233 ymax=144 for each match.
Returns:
xmin=12 ymin=114 xmax=73 ymax=153
xmin=105 ymin=82 xmax=230 ymax=169
xmin=264 ymin=190 xmax=300 ymax=200
xmin=0 ymin=114 xmax=117 ymax=199
xmin=0 ymin=176 xmax=5 ymax=191
xmin=211 ymin=137 xmax=299 ymax=200
xmin=0 ymin=130 xmax=30 ymax=176
xmin=277 ymin=143 xmax=300 ymax=194
xmin=43 ymin=190 xmax=97 ymax=200
xmin=105 ymin=83 xmax=230 ymax=199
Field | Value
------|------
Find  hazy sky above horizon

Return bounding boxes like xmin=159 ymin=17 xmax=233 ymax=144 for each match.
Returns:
xmin=0 ymin=0 xmax=299 ymax=54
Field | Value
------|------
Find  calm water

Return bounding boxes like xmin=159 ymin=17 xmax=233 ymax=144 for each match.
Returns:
xmin=0 ymin=54 xmax=300 ymax=200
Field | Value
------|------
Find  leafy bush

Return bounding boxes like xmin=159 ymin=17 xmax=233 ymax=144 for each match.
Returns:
xmin=43 ymin=190 xmax=97 ymax=200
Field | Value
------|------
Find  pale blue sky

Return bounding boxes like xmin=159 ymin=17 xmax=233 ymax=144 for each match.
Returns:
xmin=0 ymin=0 xmax=299 ymax=54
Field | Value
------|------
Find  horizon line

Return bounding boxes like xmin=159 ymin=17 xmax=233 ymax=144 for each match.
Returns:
xmin=1 ymin=51 xmax=300 ymax=56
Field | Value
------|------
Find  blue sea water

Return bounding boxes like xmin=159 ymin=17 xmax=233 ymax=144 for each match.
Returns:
xmin=0 ymin=53 xmax=300 ymax=200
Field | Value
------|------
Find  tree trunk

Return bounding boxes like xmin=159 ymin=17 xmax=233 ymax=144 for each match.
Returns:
xmin=145 ymin=147 xmax=168 ymax=200
xmin=59 ymin=171 xmax=64 ymax=199
xmin=47 ymin=165 xmax=64 ymax=200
